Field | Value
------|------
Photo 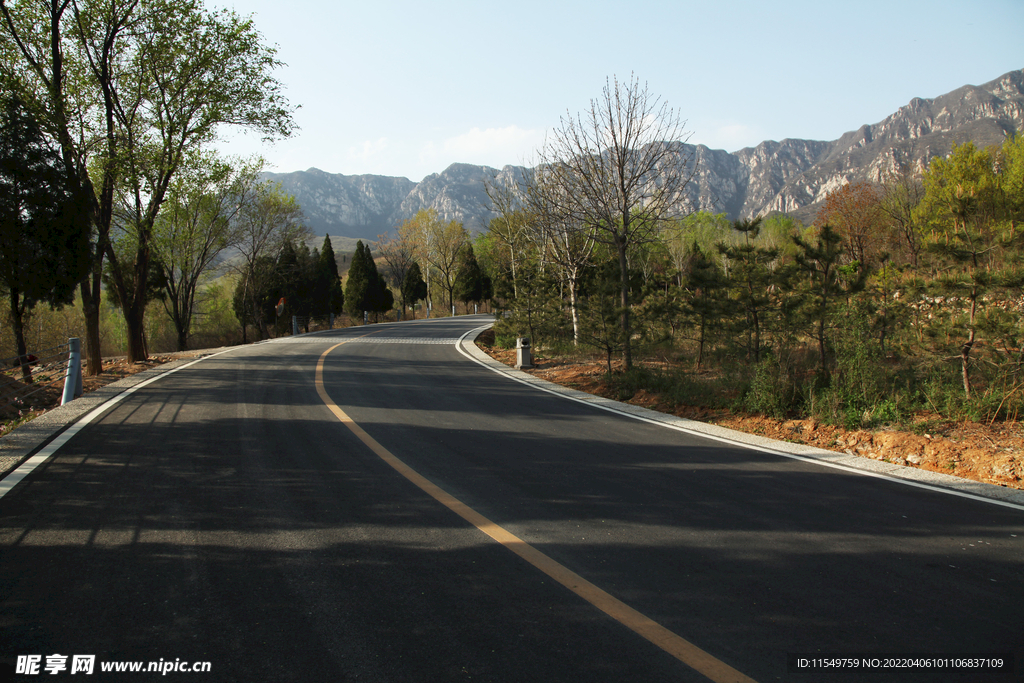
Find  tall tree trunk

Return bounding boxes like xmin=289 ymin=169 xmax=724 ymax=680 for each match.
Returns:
xmin=568 ymin=278 xmax=580 ymax=346
xmin=80 ymin=278 xmax=103 ymax=376
xmin=9 ymin=289 xmax=32 ymax=383
xmin=616 ymin=240 xmax=632 ymax=371
xmin=125 ymin=299 xmax=147 ymax=362
xmin=696 ymin=311 xmax=706 ymax=372
xmin=962 ymin=290 xmax=977 ymax=400
xmin=177 ymin=328 xmax=188 ymax=352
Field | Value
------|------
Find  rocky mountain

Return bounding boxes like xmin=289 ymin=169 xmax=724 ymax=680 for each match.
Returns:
xmin=265 ymin=69 xmax=1024 ymax=239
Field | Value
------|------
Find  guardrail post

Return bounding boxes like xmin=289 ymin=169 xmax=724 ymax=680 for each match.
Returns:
xmin=61 ymin=338 xmax=82 ymax=406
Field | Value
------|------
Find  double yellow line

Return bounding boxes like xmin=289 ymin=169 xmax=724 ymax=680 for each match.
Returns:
xmin=315 ymin=343 xmax=756 ymax=683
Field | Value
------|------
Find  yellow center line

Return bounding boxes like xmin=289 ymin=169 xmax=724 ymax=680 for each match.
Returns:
xmin=315 ymin=342 xmax=757 ymax=683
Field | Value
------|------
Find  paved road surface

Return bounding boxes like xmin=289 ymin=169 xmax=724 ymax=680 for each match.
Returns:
xmin=1 ymin=316 xmax=1021 ymax=682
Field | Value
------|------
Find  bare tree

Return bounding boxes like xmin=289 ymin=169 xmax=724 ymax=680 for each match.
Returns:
xmin=538 ymin=74 xmax=696 ymax=369
xmin=398 ymin=209 xmax=467 ymax=316
xmin=484 ymin=170 xmax=532 ymax=298
xmin=879 ymin=150 xmax=926 ymax=268
xmin=373 ymin=230 xmax=416 ymax=318
xmin=522 ymin=167 xmax=597 ymax=344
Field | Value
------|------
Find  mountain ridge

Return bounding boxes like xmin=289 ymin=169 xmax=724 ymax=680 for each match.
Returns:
xmin=264 ymin=68 xmax=1024 ymax=239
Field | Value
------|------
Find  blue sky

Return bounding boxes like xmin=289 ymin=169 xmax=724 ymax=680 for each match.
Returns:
xmin=216 ymin=0 xmax=1024 ymax=182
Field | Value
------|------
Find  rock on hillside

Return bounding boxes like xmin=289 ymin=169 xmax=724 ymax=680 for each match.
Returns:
xmin=265 ymin=69 xmax=1024 ymax=239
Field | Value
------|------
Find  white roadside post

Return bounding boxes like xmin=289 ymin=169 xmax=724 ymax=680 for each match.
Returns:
xmin=61 ymin=338 xmax=83 ymax=406
xmin=515 ymin=337 xmax=533 ymax=369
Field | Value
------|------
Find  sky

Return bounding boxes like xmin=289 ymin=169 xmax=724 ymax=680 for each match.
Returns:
xmin=214 ymin=0 xmax=1024 ymax=183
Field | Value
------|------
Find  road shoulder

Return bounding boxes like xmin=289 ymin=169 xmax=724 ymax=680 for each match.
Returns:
xmin=459 ymin=325 xmax=1024 ymax=510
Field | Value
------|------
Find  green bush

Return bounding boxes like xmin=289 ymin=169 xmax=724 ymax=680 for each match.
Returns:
xmin=741 ymin=353 xmax=800 ymax=418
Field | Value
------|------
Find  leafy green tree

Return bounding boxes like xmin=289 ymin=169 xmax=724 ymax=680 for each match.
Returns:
xmin=275 ymin=240 xmax=317 ymax=332
xmin=0 ymin=0 xmax=295 ymax=368
xmin=915 ymin=140 xmax=1024 ymax=398
xmin=231 ymin=181 xmax=309 ymax=342
xmin=151 ymin=154 xmax=258 ymax=351
xmin=371 ymin=271 xmax=394 ymax=320
xmin=662 ymin=212 xmax=732 ymax=286
xmin=0 ymin=94 xmax=90 ymax=379
xmin=345 ymin=241 xmax=371 ymax=322
xmin=577 ymin=257 xmax=631 ymax=375
xmin=232 ymin=255 xmax=280 ymax=340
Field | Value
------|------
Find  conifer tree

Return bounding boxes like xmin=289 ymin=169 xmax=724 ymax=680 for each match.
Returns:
xmin=718 ymin=216 xmax=778 ymax=363
xmin=792 ymin=223 xmax=862 ymax=378
xmin=401 ymin=262 xmax=428 ymax=316
xmin=681 ymin=245 xmax=728 ymax=371
xmin=454 ymin=244 xmax=485 ymax=310
xmin=314 ymin=235 xmax=344 ymax=316
xmin=345 ymin=241 xmax=372 ymax=321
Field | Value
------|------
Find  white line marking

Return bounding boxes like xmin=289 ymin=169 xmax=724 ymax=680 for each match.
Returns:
xmin=454 ymin=326 xmax=1024 ymax=513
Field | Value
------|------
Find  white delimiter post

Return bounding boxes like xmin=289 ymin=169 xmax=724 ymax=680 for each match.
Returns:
xmin=61 ymin=338 xmax=83 ymax=406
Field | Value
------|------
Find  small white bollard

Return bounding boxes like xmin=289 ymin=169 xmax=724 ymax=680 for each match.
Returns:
xmin=61 ymin=338 xmax=82 ymax=405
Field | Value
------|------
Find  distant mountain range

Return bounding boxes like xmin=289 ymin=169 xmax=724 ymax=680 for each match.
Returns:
xmin=265 ymin=69 xmax=1024 ymax=239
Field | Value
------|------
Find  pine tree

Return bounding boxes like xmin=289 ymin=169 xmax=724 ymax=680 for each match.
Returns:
xmin=718 ymin=217 xmax=778 ymax=363
xmin=792 ymin=223 xmax=862 ymax=379
xmin=401 ymin=262 xmax=428 ymax=315
xmin=681 ymin=245 xmax=728 ymax=371
xmin=454 ymin=244 xmax=485 ymax=310
xmin=345 ymin=241 xmax=372 ymax=321
xmin=315 ymin=235 xmax=344 ymax=316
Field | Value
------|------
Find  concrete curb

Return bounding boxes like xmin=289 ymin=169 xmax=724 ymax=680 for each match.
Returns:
xmin=459 ymin=326 xmax=1024 ymax=510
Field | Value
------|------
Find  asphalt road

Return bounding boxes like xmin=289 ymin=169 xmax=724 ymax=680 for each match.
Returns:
xmin=1 ymin=316 xmax=1021 ymax=682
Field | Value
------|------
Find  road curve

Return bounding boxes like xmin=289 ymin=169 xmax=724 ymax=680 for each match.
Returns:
xmin=1 ymin=315 xmax=1021 ymax=682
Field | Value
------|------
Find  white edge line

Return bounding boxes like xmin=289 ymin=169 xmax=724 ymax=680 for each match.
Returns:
xmin=0 ymin=348 xmax=236 ymax=501
xmin=455 ymin=326 xmax=1024 ymax=513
